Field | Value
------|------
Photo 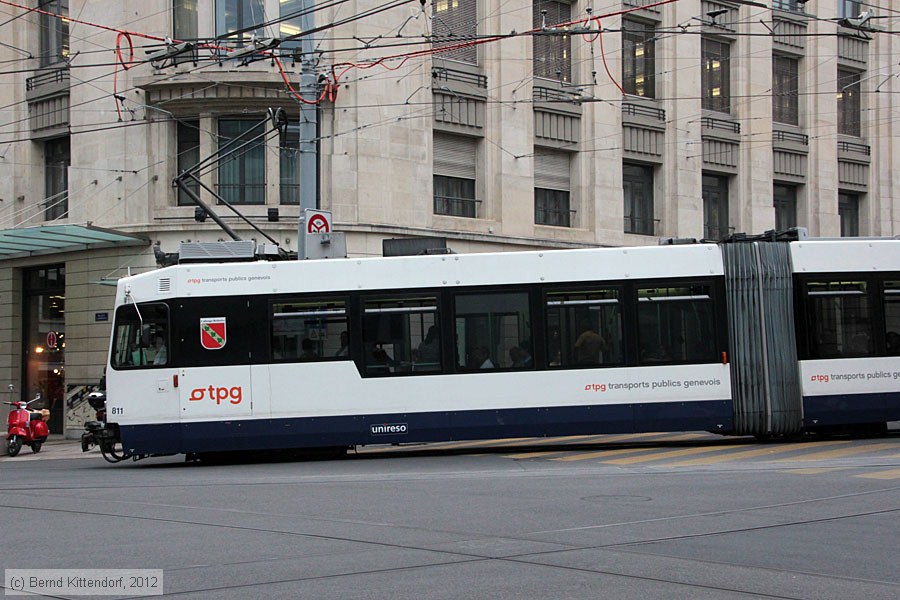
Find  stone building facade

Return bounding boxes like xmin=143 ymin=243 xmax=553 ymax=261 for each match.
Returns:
xmin=0 ymin=0 xmax=896 ymax=440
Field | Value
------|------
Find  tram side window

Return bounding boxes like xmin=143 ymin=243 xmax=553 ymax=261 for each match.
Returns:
xmin=110 ymin=303 xmax=170 ymax=369
xmin=806 ymin=281 xmax=873 ymax=358
xmin=545 ymin=289 xmax=623 ymax=368
xmin=886 ymin=281 xmax=900 ymax=356
xmin=271 ymin=299 xmax=348 ymax=361
xmin=362 ymin=297 xmax=440 ymax=375
xmin=637 ymin=285 xmax=717 ymax=364
xmin=455 ymin=292 xmax=532 ymax=370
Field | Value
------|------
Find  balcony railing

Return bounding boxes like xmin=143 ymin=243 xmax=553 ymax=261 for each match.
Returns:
xmin=26 ymin=67 xmax=69 ymax=92
xmin=434 ymin=195 xmax=479 ymax=218
xmin=701 ymin=117 xmax=741 ymax=134
xmin=280 ymin=183 xmax=301 ymax=205
xmin=533 ymin=86 xmax=582 ymax=104
xmin=536 ymin=207 xmax=574 ymax=227
xmin=216 ymin=184 xmax=266 ymax=205
xmin=624 ymin=216 xmax=658 ymax=236
xmin=773 ymin=129 xmax=809 ymax=145
xmin=432 ymin=67 xmax=487 ymax=89
xmin=623 ymin=0 xmax=662 ymax=12
xmin=622 ymin=103 xmax=666 ymax=122
xmin=837 ymin=140 xmax=871 ymax=155
xmin=703 ymin=224 xmax=735 ymax=241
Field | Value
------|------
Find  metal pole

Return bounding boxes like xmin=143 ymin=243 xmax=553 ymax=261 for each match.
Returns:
xmin=299 ymin=0 xmax=318 ymax=219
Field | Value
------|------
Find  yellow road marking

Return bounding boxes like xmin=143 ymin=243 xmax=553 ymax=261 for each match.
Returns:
xmin=856 ymin=468 xmax=900 ymax=480
xmin=491 ymin=435 xmax=598 ymax=448
xmin=784 ymin=467 xmax=849 ymax=475
xmin=501 ymin=432 xmax=697 ymax=455
xmin=669 ymin=441 xmax=849 ymax=466
xmin=551 ymin=446 xmax=659 ymax=462
xmin=504 ymin=433 xmax=668 ymax=460
xmin=772 ymin=443 xmax=898 ymax=462
xmin=361 ymin=431 xmax=710 ymax=455
xmin=549 ymin=434 xmax=712 ymax=462
xmin=505 ymin=451 xmax=570 ymax=459
xmin=603 ymin=445 xmax=736 ymax=465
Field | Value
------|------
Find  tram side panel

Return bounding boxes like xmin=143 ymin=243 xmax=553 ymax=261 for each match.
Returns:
xmin=796 ymin=276 xmax=900 ymax=428
xmin=790 ymin=241 xmax=900 ymax=429
xmin=261 ymin=363 xmax=733 ymax=447
xmin=106 ymin=247 xmax=738 ymax=456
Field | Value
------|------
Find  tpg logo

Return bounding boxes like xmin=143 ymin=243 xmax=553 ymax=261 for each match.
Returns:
xmin=189 ymin=385 xmax=242 ymax=405
xmin=370 ymin=423 xmax=408 ymax=435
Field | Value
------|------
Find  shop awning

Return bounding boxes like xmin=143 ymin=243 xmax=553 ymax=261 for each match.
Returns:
xmin=0 ymin=224 xmax=149 ymax=260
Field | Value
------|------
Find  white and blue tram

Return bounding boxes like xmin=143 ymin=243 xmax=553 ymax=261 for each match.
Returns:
xmin=98 ymin=237 xmax=900 ymax=460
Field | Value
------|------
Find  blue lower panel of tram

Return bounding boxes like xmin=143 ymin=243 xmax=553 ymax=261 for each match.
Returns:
xmin=119 ymin=399 xmax=734 ymax=455
xmin=803 ymin=392 xmax=900 ymax=428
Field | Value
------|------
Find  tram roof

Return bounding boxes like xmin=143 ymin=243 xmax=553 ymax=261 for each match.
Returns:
xmin=115 ymin=238 xmax=899 ymax=302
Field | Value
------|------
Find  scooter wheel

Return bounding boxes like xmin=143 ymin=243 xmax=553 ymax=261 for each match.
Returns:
xmin=7 ymin=436 xmax=22 ymax=457
xmin=31 ymin=441 xmax=42 ymax=454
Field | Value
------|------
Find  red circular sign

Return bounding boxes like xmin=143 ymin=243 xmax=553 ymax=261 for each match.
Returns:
xmin=307 ymin=213 xmax=331 ymax=234
xmin=46 ymin=331 xmax=58 ymax=349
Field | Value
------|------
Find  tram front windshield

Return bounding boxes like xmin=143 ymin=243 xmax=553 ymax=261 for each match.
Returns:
xmin=110 ymin=303 xmax=170 ymax=368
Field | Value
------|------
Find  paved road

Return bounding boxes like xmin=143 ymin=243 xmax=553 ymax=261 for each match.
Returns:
xmin=2 ymin=432 xmax=899 ymax=599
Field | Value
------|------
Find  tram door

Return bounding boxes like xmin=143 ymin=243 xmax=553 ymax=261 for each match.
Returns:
xmin=174 ymin=298 xmax=253 ymax=421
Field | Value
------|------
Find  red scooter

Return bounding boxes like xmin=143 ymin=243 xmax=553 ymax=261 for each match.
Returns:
xmin=5 ymin=393 xmax=50 ymax=457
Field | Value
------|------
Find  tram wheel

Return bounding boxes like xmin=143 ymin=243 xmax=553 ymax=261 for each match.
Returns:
xmin=31 ymin=441 xmax=42 ymax=454
xmin=7 ymin=436 xmax=22 ymax=457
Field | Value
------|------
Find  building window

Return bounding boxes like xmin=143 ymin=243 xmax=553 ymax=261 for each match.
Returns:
xmin=702 ymin=174 xmax=729 ymax=240
xmin=534 ymin=148 xmax=571 ymax=227
xmin=44 ymin=137 xmax=69 ymax=221
xmin=216 ymin=0 xmax=265 ymax=41
xmin=174 ymin=1 xmax=198 ymax=40
xmin=176 ymin=120 xmax=200 ymax=206
xmin=838 ymin=69 xmax=861 ymax=137
xmin=839 ymin=1 xmax=862 ymax=19
xmin=279 ymin=122 xmax=301 ymax=205
xmin=702 ymin=38 xmax=730 ymax=113
xmin=39 ymin=0 xmax=69 ymax=67
xmin=217 ymin=120 xmax=266 ymax=205
xmin=432 ymin=0 xmax=477 ymax=64
xmin=534 ymin=189 xmax=570 ymax=227
xmin=623 ymin=163 xmax=655 ymax=235
xmin=773 ymin=55 xmax=799 ymax=125
xmin=434 ymin=176 xmax=476 ymax=218
xmin=532 ymin=0 xmax=571 ymax=82
xmin=622 ymin=20 xmax=655 ymax=98
xmin=774 ymin=183 xmax=797 ymax=231
xmin=279 ymin=0 xmax=305 ymax=55
xmin=434 ymin=133 xmax=478 ymax=218
xmin=772 ymin=0 xmax=805 ymax=11
xmin=173 ymin=0 xmax=198 ymax=63
xmin=838 ymin=192 xmax=860 ymax=237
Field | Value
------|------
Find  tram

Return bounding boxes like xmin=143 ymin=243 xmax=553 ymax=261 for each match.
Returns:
xmin=93 ymin=235 xmax=900 ymax=461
